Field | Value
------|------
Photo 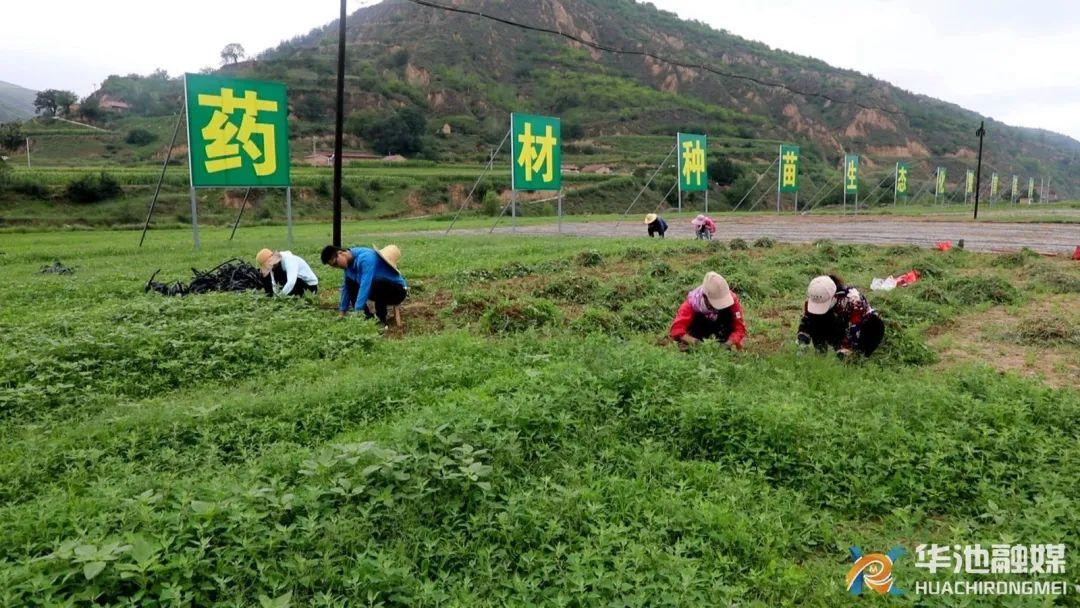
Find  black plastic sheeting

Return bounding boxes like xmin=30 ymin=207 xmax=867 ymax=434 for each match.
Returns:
xmin=146 ymin=258 xmax=264 ymax=296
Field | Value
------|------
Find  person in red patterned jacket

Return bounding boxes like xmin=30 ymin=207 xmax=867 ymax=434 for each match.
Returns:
xmin=669 ymin=272 xmax=747 ymax=350
xmin=797 ymin=274 xmax=885 ymax=359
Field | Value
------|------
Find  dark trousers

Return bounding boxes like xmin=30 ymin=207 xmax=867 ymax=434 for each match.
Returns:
xmin=695 ymin=227 xmax=712 ymax=240
xmin=263 ymin=275 xmax=318 ymax=297
xmin=344 ymin=278 xmax=407 ymax=323
xmin=287 ymin=280 xmax=318 ymax=297
xmin=857 ymin=314 xmax=885 ymax=356
xmin=648 ymin=226 xmax=666 ymax=238
xmin=687 ymin=311 xmax=735 ymax=342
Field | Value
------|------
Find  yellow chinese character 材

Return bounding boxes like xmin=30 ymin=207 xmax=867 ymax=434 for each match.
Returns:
xmin=516 ymin=122 xmax=557 ymax=183
xmin=682 ymin=141 xmax=705 ymax=186
xmin=782 ymin=150 xmax=798 ymax=187
xmin=197 ymin=87 xmax=279 ymax=176
xmin=846 ymin=160 xmax=858 ymax=189
xmin=896 ymin=167 xmax=908 ymax=193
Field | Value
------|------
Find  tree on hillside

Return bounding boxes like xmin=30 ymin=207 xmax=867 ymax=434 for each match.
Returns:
xmin=220 ymin=43 xmax=246 ymax=65
xmin=34 ymin=89 xmax=78 ymax=117
xmin=0 ymin=122 xmax=25 ymax=152
xmin=350 ymin=106 xmax=427 ymax=156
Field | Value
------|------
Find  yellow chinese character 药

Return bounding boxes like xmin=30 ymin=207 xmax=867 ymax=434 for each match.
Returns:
xmin=682 ymin=140 xmax=705 ymax=186
xmin=516 ymin=122 xmax=557 ymax=183
xmin=782 ymin=150 xmax=798 ymax=187
xmin=197 ymin=87 xmax=278 ymax=176
xmin=896 ymin=167 xmax=908 ymax=193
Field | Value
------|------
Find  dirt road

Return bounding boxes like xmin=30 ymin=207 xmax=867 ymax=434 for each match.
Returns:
xmin=476 ymin=215 xmax=1078 ymax=254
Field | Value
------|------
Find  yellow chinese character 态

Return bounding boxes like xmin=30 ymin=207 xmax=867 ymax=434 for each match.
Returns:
xmin=682 ymin=140 xmax=705 ymax=186
xmin=782 ymin=150 xmax=798 ymax=187
xmin=197 ymin=87 xmax=278 ymax=176
xmin=516 ymin=122 xmax=557 ymax=183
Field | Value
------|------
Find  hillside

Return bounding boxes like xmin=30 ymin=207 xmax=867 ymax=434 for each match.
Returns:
xmin=0 ymin=80 xmax=36 ymax=123
xmin=233 ymin=0 xmax=1079 ymax=193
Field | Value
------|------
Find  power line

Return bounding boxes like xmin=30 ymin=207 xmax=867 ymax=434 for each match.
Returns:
xmin=402 ymin=0 xmax=903 ymax=116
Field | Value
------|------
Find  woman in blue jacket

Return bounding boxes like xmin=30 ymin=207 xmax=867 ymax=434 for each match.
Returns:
xmin=322 ymin=244 xmax=407 ymax=325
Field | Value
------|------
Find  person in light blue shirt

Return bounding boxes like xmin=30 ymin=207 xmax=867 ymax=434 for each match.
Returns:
xmin=321 ymin=244 xmax=407 ymax=324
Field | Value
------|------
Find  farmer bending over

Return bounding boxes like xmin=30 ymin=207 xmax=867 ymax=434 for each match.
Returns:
xmin=797 ymin=275 xmax=884 ymax=359
xmin=645 ymin=213 xmax=668 ymax=238
xmin=256 ymin=248 xmax=319 ymax=297
xmin=669 ymin=272 xmax=746 ymax=350
xmin=322 ymin=244 xmax=407 ymax=325
xmin=691 ymin=214 xmax=717 ymax=240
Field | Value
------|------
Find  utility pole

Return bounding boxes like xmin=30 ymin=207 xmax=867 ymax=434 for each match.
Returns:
xmin=973 ymin=121 xmax=985 ymax=220
xmin=331 ymin=0 xmax=347 ymax=247
xmin=26 ymin=137 xmax=31 ymax=169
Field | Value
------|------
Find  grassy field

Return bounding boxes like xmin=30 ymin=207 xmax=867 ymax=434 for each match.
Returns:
xmin=0 ymin=223 xmax=1078 ymax=606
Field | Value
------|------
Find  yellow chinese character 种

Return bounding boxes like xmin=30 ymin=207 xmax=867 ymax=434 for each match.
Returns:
xmin=517 ymin=122 xmax=557 ymax=183
xmin=197 ymin=87 xmax=279 ymax=176
xmin=782 ymin=150 xmax=798 ymax=187
xmin=896 ymin=167 xmax=908 ymax=193
xmin=682 ymin=141 xmax=705 ymax=186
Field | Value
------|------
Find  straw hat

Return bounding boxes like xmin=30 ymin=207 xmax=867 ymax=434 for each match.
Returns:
xmin=806 ymin=275 xmax=838 ymax=314
xmin=255 ymin=248 xmax=280 ymax=276
xmin=645 ymin=213 xmax=658 ymax=224
xmin=373 ymin=244 xmax=402 ymax=272
xmin=691 ymin=214 xmax=707 ymax=226
xmin=701 ymin=272 xmax=734 ymax=310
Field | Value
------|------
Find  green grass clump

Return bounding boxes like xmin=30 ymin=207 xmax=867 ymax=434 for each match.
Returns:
xmin=481 ymin=298 xmax=561 ymax=333
xmin=575 ymin=249 xmax=604 ymax=267
xmin=944 ymin=275 xmax=1020 ymax=305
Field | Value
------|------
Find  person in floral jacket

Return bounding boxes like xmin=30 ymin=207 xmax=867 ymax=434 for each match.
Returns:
xmin=797 ymin=275 xmax=884 ymax=358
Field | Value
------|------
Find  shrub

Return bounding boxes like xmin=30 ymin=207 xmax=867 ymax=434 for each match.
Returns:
xmin=752 ymin=236 xmax=776 ymax=248
xmin=124 ymin=128 xmax=158 ymax=146
xmin=728 ymin=238 xmax=749 ymax=250
xmin=65 ymin=172 xmax=122 ymax=203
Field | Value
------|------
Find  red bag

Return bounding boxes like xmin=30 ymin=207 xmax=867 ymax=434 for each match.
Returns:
xmin=1073 ymin=246 xmax=1080 ymax=261
xmin=894 ymin=270 xmax=919 ymax=287
xmin=935 ymin=241 xmax=953 ymax=252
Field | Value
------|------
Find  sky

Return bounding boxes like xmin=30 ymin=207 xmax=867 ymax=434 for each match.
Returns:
xmin=2 ymin=0 xmax=1078 ymax=140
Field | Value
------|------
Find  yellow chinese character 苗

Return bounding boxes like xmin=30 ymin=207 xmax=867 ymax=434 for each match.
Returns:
xmin=682 ymin=141 xmax=705 ymax=186
xmin=516 ymin=122 xmax=557 ymax=183
xmin=782 ymin=150 xmax=798 ymax=187
xmin=896 ymin=167 xmax=908 ymax=193
xmin=197 ymin=87 xmax=279 ymax=176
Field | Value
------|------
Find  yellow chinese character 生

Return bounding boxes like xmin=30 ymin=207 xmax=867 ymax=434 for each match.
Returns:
xmin=896 ymin=167 xmax=908 ymax=193
xmin=682 ymin=140 xmax=705 ymax=186
xmin=197 ymin=87 xmax=278 ymax=176
xmin=516 ymin=122 xmax=557 ymax=183
xmin=782 ymin=150 xmax=798 ymax=187
xmin=846 ymin=160 xmax=858 ymax=189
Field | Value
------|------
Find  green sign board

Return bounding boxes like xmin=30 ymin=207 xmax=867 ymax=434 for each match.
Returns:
xmin=511 ymin=113 xmax=561 ymax=191
xmin=965 ymin=170 xmax=974 ymax=195
xmin=184 ymin=73 xmax=290 ymax=188
xmin=990 ymin=173 xmax=999 ymax=197
xmin=677 ymin=133 xmax=708 ymax=192
xmin=844 ymin=154 xmax=859 ymax=194
xmin=936 ymin=167 xmax=947 ymax=195
xmin=895 ymin=162 xmax=910 ymax=197
xmin=778 ymin=145 xmax=800 ymax=193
